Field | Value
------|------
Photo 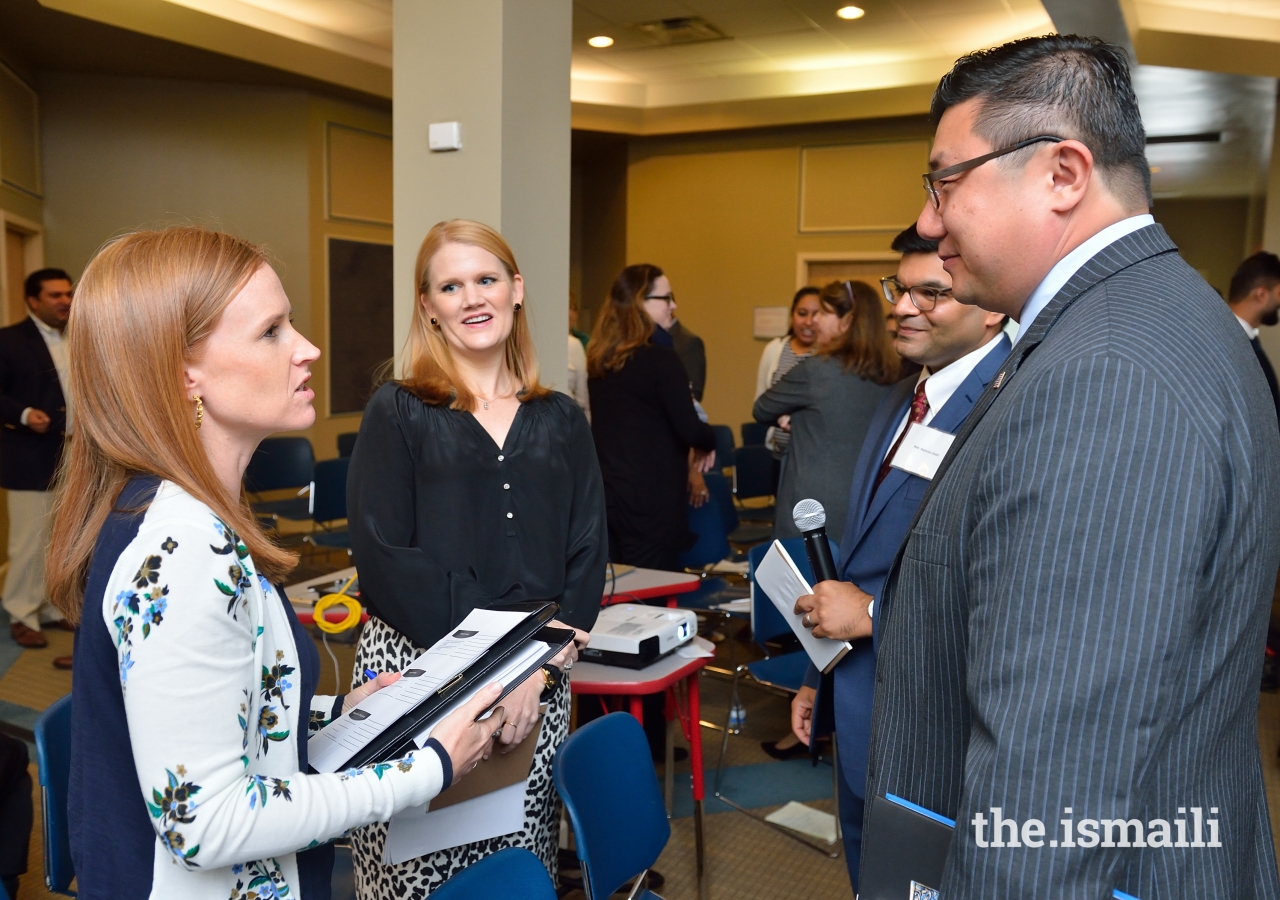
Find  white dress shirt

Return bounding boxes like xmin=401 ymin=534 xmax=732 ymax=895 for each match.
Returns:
xmin=1234 ymin=313 xmax=1260 ymax=341
xmin=1014 ymin=214 xmax=1155 ymax=344
xmin=883 ymin=333 xmax=1008 ymax=457
xmin=20 ymin=313 xmax=70 ymax=430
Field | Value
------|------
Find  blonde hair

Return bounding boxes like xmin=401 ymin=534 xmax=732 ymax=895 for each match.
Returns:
xmin=48 ymin=227 xmax=296 ymax=621
xmin=400 ymin=219 xmax=549 ymax=410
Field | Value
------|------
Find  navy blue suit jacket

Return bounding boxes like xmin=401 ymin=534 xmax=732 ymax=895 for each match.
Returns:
xmin=809 ymin=334 xmax=1011 ymax=798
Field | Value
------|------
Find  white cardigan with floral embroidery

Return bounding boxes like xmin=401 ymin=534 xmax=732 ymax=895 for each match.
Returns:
xmin=105 ymin=482 xmax=446 ymax=899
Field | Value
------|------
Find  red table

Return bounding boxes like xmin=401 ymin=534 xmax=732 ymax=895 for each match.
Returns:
xmin=601 ymin=566 xmax=702 ymax=609
xmin=570 ymin=636 xmax=714 ymax=900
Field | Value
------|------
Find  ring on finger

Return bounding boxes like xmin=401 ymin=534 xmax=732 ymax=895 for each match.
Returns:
xmin=802 ymin=613 xmax=813 ymax=628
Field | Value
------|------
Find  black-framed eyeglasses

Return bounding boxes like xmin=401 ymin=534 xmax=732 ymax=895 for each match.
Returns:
xmin=922 ymin=135 xmax=1065 ymax=208
xmin=880 ymin=276 xmax=953 ymax=312
xmin=644 ymin=293 xmax=676 ymax=305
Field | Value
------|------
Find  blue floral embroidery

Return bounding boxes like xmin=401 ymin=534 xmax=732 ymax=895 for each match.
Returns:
xmin=211 ymin=518 xmax=254 ymax=619
xmin=229 ymin=858 xmax=292 ymax=899
xmin=245 ymin=774 xmax=292 ymax=809
xmin=147 ymin=766 xmax=201 ymax=866
xmin=110 ymin=541 xmax=174 ymax=686
xmin=257 ymin=705 xmax=290 ymax=753
xmin=337 ymin=753 xmax=415 ymax=782
xmin=261 ymin=651 xmax=295 ymax=711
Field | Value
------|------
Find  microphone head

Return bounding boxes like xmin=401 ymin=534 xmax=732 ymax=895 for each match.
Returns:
xmin=792 ymin=499 xmax=826 ymax=532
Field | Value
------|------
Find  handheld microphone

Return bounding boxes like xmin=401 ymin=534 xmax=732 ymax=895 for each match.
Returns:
xmin=792 ymin=499 xmax=839 ymax=584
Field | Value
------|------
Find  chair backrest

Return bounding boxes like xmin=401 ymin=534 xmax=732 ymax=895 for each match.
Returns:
xmin=432 ymin=847 xmax=556 ymax=900
xmin=34 ymin=694 xmax=74 ymax=895
xmin=679 ymin=492 xmax=731 ymax=570
xmin=554 ymin=713 xmax=670 ymax=900
xmin=733 ymin=444 xmax=776 ymax=500
xmin=336 ymin=431 xmax=358 ymax=458
xmin=748 ymin=536 xmax=835 ymax=651
xmin=740 ymin=421 xmax=769 ymax=446
xmin=311 ymin=457 xmax=349 ymax=525
xmin=703 ymin=471 xmax=739 ymax=537
xmin=244 ymin=437 xmax=315 ymax=493
xmin=710 ymin=424 xmax=735 ymax=470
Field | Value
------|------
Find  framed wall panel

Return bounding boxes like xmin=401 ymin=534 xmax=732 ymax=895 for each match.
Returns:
xmin=326 ymin=123 xmax=392 ymax=225
xmin=0 ymin=62 xmax=40 ymax=198
xmin=328 ymin=237 xmax=393 ymax=415
xmin=798 ymin=140 xmax=929 ymax=233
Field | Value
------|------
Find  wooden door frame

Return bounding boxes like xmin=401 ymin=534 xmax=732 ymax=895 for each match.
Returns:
xmin=795 ymin=251 xmax=899 ymax=291
xmin=1 ymin=212 xmax=44 ymax=326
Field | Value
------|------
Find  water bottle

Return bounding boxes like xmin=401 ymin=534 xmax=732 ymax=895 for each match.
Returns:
xmin=728 ymin=700 xmax=746 ymax=733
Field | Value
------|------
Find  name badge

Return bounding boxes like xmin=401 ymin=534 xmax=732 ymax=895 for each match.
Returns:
xmin=890 ymin=422 xmax=955 ymax=481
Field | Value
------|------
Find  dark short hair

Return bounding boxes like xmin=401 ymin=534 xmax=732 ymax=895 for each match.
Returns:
xmin=1228 ymin=252 xmax=1280 ymax=303
xmin=891 ymin=224 xmax=939 ymax=256
xmin=24 ymin=268 xmax=72 ymax=300
xmin=931 ymin=34 xmax=1150 ymax=208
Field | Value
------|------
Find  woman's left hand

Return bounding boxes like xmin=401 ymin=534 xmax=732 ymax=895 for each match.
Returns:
xmin=547 ymin=619 xmax=589 ymax=669
xmin=495 ymin=671 xmax=544 ymax=753
xmin=341 ymin=671 xmax=402 ymax=716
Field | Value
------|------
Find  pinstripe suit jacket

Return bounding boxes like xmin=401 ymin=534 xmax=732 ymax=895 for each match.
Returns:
xmin=864 ymin=224 xmax=1280 ymax=898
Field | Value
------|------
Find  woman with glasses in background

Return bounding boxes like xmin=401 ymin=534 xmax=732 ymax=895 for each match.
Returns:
xmin=753 ymin=280 xmax=899 ymax=546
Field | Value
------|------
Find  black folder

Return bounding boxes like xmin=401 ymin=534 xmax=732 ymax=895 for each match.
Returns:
xmin=859 ymin=793 xmax=953 ymax=900
xmin=340 ymin=601 xmax=573 ymax=769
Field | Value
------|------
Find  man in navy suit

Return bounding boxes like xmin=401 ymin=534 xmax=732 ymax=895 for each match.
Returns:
xmin=1226 ymin=251 xmax=1280 ymax=424
xmin=1 ymin=268 xmax=71 ymax=664
xmin=790 ymin=224 xmax=1010 ymax=892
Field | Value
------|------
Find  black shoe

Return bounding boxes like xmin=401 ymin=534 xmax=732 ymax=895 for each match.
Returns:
xmin=760 ymin=739 xmax=807 ymax=760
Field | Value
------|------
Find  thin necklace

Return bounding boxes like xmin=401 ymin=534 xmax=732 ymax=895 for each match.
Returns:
xmin=475 ymin=390 xmax=515 ymax=411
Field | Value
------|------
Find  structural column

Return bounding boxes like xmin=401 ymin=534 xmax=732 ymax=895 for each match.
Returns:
xmin=393 ymin=0 xmax=572 ymax=388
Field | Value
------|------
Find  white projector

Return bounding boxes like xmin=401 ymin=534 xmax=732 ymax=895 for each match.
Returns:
xmin=581 ymin=604 xmax=697 ymax=669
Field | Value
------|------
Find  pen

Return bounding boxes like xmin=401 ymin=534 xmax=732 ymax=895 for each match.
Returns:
xmin=363 ymin=668 xmax=378 ymax=681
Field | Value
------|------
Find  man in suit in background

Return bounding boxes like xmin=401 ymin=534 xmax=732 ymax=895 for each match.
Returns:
xmin=1 ymin=268 xmax=71 ymax=667
xmin=1226 ymin=251 xmax=1280 ymax=423
xmin=791 ymin=223 xmax=1010 ymax=893
xmin=667 ymin=317 xmax=706 ymax=402
xmin=855 ymin=35 xmax=1280 ymax=897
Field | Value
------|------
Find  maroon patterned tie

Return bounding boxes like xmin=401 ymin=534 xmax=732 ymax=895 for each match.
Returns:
xmin=874 ymin=379 xmax=930 ymax=490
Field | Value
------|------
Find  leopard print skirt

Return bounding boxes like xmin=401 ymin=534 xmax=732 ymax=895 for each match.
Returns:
xmin=349 ymin=615 xmax=568 ymax=899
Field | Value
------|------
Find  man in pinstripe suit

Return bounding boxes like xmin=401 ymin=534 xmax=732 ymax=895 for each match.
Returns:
xmin=860 ymin=36 xmax=1280 ymax=897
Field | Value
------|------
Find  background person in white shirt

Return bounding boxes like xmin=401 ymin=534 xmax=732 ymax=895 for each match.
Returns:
xmin=0 ymin=268 xmax=72 ymax=661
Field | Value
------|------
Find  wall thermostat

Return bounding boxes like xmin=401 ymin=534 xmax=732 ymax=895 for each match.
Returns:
xmin=429 ymin=121 xmax=462 ymax=152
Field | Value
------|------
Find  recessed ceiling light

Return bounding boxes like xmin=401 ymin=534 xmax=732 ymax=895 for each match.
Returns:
xmin=588 ymin=35 xmax=614 ymax=48
xmin=836 ymin=5 xmax=865 ymax=19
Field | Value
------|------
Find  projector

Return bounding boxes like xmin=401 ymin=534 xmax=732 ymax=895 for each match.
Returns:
xmin=581 ymin=604 xmax=698 ymax=669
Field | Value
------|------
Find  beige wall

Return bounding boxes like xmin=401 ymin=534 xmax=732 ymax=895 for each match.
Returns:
xmin=625 ymin=117 xmax=933 ymax=431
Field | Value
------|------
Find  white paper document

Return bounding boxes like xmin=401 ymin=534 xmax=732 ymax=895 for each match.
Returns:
xmin=754 ymin=541 xmax=850 ymax=673
xmin=383 ymin=779 xmax=527 ymax=865
xmin=411 ymin=639 xmax=553 ymax=749
xmin=309 ymin=607 xmax=530 ymax=773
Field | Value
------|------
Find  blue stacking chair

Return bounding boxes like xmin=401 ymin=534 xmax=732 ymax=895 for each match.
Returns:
xmin=302 ymin=457 xmax=351 ymax=556
xmin=34 ymin=694 xmax=75 ymax=896
xmin=431 ymin=848 xmax=556 ymax=900
xmin=705 ymin=472 xmax=769 ymax=547
xmin=712 ymin=538 xmax=840 ymax=856
xmin=710 ymin=424 xmax=735 ymax=472
xmin=679 ymin=492 xmax=731 ymax=572
xmin=554 ymin=713 xmax=672 ymax=900
xmin=336 ymin=432 xmax=358 ymax=458
xmin=732 ymin=444 xmax=776 ymax=524
xmin=740 ymin=421 xmax=768 ymax=446
xmin=244 ymin=436 xmax=315 ymax=527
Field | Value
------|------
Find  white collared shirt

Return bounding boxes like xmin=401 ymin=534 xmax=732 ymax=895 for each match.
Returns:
xmin=1234 ymin=313 xmax=1260 ymax=341
xmin=20 ymin=313 xmax=70 ymax=430
xmin=882 ymin=333 xmax=1007 ymax=458
xmin=1014 ymin=214 xmax=1155 ymax=344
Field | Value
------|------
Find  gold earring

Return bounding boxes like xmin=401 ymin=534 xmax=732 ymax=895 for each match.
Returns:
xmin=194 ymin=396 xmax=203 ymax=429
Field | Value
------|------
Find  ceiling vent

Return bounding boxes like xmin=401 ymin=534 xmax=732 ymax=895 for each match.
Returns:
xmin=635 ymin=16 xmax=727 ymax=45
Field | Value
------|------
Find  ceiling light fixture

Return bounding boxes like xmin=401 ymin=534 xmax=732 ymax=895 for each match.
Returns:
xmin=588 ymin=35 xmax=614 ymax=48
xmin=836 ymin=6 xmax=865 ymax=19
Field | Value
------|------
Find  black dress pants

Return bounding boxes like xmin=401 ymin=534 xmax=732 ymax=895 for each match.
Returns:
xmin=0 ymin=731 xmax=32 ymax=898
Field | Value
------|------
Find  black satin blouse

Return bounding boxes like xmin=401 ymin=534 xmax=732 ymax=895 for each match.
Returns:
xmin=347 ymin=383 xmax=608 ymax=649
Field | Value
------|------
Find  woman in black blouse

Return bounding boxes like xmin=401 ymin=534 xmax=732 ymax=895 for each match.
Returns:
xmin=347 ymin=219 xmax=607 ymax=895
xmin=587 ymin=263 xmax=716 ymax=571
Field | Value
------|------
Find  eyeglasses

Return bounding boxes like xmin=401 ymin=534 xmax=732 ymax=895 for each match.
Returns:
xmin=922 ymin=134 xmax=1064 ymax=209
xmin=880 ymin=276 xmax=953 ymax=312
xmin=644 ymin=293 xmax=676 ymax=305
